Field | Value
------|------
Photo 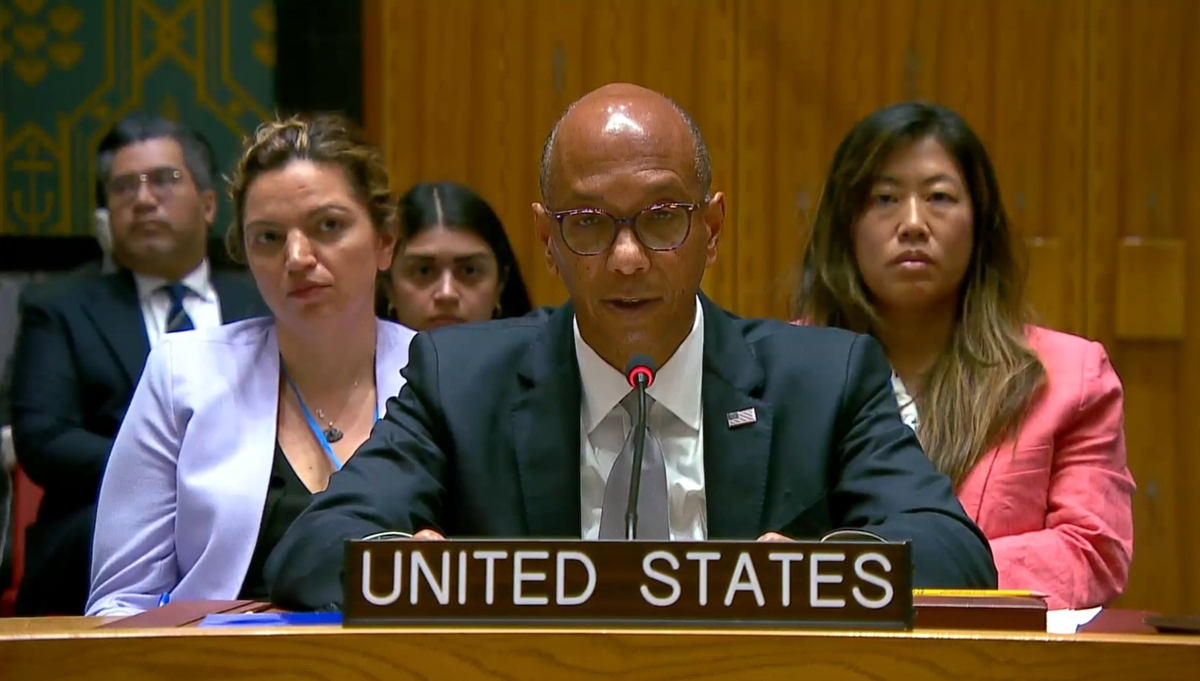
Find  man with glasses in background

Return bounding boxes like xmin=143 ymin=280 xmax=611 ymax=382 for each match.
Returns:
xmin=267 ymin=83 xmax=997 ymax=612
xmin=8 ymin=114 xmax=265 ymax=615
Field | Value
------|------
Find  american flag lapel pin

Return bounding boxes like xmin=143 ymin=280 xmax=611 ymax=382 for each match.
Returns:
xmin=726 ymin=407 xmax=757 ymax=429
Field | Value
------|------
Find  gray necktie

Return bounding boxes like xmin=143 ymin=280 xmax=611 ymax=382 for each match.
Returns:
xmin=599 ymin=391 xmax=670 ymax=540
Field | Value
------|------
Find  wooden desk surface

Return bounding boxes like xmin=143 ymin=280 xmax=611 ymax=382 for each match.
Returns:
xmin=1 ymin=620 xmax=1198 ymax=681
xmin=0 ymin=616 xmax=119 ymax=635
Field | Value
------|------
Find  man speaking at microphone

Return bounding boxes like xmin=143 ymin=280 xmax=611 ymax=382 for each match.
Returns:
xmin=266 ymin=83 xmax=998 ymax=610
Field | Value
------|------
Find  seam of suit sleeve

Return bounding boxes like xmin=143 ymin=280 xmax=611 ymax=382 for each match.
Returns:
xmin=1075 ymin=341 xmax=1102 ymax=414
xmin=429 ymin=335 xmax=445 ymax=429
xmin=164 ymin=342 xmax=176 ymax=429
xmin=14 ymin=298 xmax=76 ymax=422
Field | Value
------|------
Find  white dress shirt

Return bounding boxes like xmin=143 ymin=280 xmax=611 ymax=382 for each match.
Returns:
xmin=890 ymin=374 xmax=920 ymax=433
xmin=575 ymin=297 xmax=707 ymax=540
xmin=131 ymin=260 xmax=223 ymax=346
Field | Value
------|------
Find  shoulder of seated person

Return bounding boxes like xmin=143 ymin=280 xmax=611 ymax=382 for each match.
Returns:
xmin=1024 ymin=324 xmax=1105 ymax=359
xmin=722 ymin=318 xmax=887 ymax=398
xmin=1023 ymin=324 xmax=1115 ymax=395
xmin=158 ymin=316 xmax=275 ymax=350
xmin=18 ymin=272 xmax=105 ymax=307
xmin=421 ymin=312 xmax=551 ymax=341
xmin=742 ymin=315 xmax=866 ymax=351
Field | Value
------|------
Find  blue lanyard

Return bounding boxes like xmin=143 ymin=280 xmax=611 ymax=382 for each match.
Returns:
xmin=282 ymin=370 xmax=381 ymax=472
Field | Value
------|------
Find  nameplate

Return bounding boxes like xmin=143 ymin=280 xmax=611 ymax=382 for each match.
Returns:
xmin=343 ymin=539 xmax=914 ymax=629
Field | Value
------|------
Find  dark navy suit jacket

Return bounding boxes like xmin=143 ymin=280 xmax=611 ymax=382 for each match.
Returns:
xmin=267 ymin=295 xmax=997 ymax=610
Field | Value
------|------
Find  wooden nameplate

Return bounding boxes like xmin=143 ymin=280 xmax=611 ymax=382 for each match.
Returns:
xmin=98 ymin=595 xmax=1050 ymax=632
xmin=914 ymin=595 xmax=1047 ymax=631
xmin=344 ymin=539 xmax=915 ymax=630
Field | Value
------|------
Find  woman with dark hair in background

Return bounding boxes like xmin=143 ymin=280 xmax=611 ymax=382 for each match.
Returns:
xmin=381 ymin=182 xmax=533 ymax=329
xmin=794 ymin=101 xmax=1134 ymax=610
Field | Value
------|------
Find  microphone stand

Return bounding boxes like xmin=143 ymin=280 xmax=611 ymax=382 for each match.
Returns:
xmin=624 ymin=376 xmax=650 ymax=540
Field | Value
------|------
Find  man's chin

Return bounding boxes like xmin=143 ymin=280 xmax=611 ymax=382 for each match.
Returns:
xmin=127 ymin=240 xmax=180 ymax=258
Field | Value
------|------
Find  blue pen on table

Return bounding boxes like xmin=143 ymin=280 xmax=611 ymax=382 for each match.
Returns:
xmin=158 ymin=592 xmax=171 ymax=607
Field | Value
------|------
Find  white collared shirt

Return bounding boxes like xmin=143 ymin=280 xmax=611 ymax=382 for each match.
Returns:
xmin=574 ymin=296 xmax=707 ymax=540
xmin=891 ymin=374 xmax=920 ymax=432
xmin=131 ymin=259 xmax=223 ymax=346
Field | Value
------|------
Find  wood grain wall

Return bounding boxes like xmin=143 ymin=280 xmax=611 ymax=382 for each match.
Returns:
xmin=364 ymin=0 xmax=1200 ymax=616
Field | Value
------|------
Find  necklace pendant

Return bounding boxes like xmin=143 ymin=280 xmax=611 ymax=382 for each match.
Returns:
xmin=323 ymin=426 xmax=344 ymax=443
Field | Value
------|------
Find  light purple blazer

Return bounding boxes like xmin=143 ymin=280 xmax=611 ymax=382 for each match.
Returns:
xmin=86 ymin=317 xmax=416 ymax=616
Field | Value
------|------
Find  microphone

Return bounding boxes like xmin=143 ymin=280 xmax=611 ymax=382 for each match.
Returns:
xmin=623 ymin=354 xmax=658 ymax=540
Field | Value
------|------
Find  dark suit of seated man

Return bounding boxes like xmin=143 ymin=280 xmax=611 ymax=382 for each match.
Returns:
xmin=10 ymin=115 xmax=268 ymax=616
xmin=266 ymin=84 xmax=998 ymax=611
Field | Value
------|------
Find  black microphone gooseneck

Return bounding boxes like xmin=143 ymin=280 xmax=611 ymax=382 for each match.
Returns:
xmin=623 ymin=354 xmax=658 ymax=540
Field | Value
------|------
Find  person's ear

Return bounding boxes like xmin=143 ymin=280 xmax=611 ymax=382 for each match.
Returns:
xmin=533 ymin=203 xmax=559 ymax=276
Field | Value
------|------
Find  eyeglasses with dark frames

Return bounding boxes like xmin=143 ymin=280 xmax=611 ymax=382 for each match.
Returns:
xmin=548 ymin=201 xmax=705 ymax=256
xmin=106 ymin=167 xmax=186 ymax=204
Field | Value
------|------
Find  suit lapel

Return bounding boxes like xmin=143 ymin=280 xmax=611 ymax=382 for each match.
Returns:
xmin=83 ymin=270 xmax=151 ymax=383
xmin=243 ymin=326 xmax=283 ymax=481
xmin=699 ymin=295 xmax=774 ymax=539
xmin=510 ymin=303 xmax=583 ymax=537
xmin=220 ymin=321 xmax=282 ymax=580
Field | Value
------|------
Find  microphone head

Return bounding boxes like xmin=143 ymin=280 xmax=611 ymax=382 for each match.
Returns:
xmin=624 ymin=354 xmax=658 ymax=388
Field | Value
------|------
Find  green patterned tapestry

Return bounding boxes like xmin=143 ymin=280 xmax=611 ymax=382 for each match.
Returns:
xmin=1 ymin=0 xmax=275 ymax=237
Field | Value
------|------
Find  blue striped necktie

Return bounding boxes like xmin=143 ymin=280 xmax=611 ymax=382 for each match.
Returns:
xmin=163 ymin=282 xmax=195 ymax=333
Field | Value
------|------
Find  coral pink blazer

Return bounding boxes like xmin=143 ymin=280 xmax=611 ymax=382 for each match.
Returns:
xmin=791 ymin=321 xmax=1135 ymax=609
xmin=958 ymin=326 xmax=1134 ymax=609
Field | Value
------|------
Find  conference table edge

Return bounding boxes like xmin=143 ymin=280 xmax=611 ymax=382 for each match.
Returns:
xmin=2 ymin=622 xmax=1198 ymax=647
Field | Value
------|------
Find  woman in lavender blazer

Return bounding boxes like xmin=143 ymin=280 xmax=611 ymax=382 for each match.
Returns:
xmin=87 ymin=114 xmax=415 ymax=617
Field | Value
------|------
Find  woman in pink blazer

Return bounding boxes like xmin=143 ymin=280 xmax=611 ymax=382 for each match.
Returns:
xmin=793 ymin=102 xmax=1134 ymax=610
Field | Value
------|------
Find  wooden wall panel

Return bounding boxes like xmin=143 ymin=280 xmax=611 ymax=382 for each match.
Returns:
xmin=543 ymin=0 xmax=740 ymax=310
xmin=1086 ymin=0 xmax=1200 ymax=616
xmin=369 ymin=0 xmax=737 ymax=310
xmin=909 ymin=0 xmax=1088 ymax=334
xmin=733 ymin=0 xmax=1086 ymax=328
xmin=735 ymin=0 xmax=919 ymax=319
xmin=366 ymin=0 xmax=1200 ymax=616
xmin=372 ymin=0 xmax=550 ymax=303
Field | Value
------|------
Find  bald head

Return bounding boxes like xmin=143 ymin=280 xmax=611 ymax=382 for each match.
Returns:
xmin=539 ymin=84 xmax=712 ymax=204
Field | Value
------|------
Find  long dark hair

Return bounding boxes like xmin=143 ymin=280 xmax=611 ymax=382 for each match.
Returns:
xmin=379 ymin=182 xmax=533 ymax=320
xmin=794 ymin=101 xmax=1045 ymax=487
